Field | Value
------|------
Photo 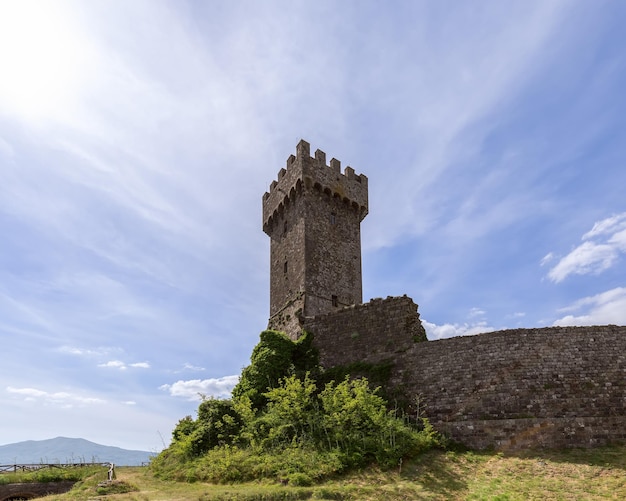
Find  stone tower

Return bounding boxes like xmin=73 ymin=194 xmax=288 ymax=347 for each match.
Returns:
xmin=263 ymin=140 xmax=368 ymax=339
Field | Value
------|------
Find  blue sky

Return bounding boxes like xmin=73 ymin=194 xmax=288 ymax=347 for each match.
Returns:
xmin=1 ymin=0 xmax=625 ymax=452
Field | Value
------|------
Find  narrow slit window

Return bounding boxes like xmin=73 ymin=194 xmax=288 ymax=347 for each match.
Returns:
xmin=332 ymin=295 xmax=338 ymax=307
xmin=284 ymin=261 xmax=288 ymax=274
xmin=330 ymin=212 xmax=336 ymax=225
xmin=283 ymin=220 xmax=288 ymax=234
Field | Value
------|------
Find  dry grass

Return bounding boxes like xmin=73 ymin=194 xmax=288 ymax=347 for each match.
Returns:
xmin=40 ymin=445 xmax=626 ymax=500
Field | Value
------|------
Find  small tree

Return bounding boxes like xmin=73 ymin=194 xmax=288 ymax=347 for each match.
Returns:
xmin=172 ymin=415 xmax=196 ymax=443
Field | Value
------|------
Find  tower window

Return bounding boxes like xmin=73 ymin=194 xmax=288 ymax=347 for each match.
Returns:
xmin=283 ymin=220 xmax=288 ymax=234
xmin=330 ymin=212 xmax=336 ymax=225
xmin=284 ymin=261 xmax=288 ymax=274
xmin=332 ymin=295 xmax=338 ymax=307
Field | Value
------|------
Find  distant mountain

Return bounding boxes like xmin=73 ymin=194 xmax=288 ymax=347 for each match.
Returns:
xmin=0 ymin=437 xmax=152 ymax=466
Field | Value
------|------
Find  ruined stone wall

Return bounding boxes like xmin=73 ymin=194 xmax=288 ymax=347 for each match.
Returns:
xmin=304 ymin=295 xmax=427 ymax=368
xmin=311 ymin=322 xmax=626 ymax=450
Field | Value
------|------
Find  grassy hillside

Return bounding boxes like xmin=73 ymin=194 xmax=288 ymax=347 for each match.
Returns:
xmin=41 ymin=445 xmax=626 ymax=500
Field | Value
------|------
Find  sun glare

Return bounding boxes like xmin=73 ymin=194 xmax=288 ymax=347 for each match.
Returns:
xmin=0 ymin=1 xmax=90 ymax=122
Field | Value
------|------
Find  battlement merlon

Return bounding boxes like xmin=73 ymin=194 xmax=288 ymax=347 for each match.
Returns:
xmin=263 ymin=140 xmax=369 ymax=234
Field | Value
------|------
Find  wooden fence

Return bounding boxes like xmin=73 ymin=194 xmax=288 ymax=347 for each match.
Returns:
xmin=0 ymin=463 xmax=111 ymax=474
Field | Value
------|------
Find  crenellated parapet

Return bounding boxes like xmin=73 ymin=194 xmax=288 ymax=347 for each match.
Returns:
xmin=263 ymin=139 xmax=368 ymax=235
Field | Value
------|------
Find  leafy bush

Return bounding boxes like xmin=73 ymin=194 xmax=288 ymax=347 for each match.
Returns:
xmin=172 ymin=415 xmax=196 ymax=442
xmin=152 ymin=330 xmax=443 ymax=483
xmin=287 ymin=472 xmax=312 ymax=486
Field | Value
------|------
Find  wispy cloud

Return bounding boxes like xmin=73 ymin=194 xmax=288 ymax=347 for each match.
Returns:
xmin=169 ymin=363 xmax=206 ymax=374
xmin=6 ymin=387 xmax=105 ymax=407
xmin=57 ymin=346 xmax=113 ymax=357
xmin=508 ymin=312 xmax=526 ymax=319
xmin=540 ymin=252 xmax=555 ymax=267
xmin=98 ymin=360 xmax=150 ymax=371
xmin=130 ymin=362 xmax=150 ymax=369
xmin=98 ymin=361 xmax=126 ymax=370
xmin=159 ymin=375 xmax=240 ymax=401
xmin=363 ymin=2 xmax=569 ymax=249
xmin=553 ymin=287 xmax=626 ymax=326
xmin=183 ymin=363 xmax=206 ymax=372
xmin=468 ymin=308 xmax=486 ymax=318
xmin=547 ymin=213 xmax=626 ymax=283
xmin=583 ymin=213 xmax=626 ymax=241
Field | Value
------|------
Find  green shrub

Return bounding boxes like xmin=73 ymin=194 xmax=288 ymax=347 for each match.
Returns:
xmin=172 ymin=415 xmax=196 ymax=442
xmin=232 ymin=330 xmax=299 ymax=410
xmin=288 ymin=472 xmax=312 ymax=486
xmin=152 ymin=329 xmax=444 ymax=484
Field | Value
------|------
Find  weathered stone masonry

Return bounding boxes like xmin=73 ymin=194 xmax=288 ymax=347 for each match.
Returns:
xmin=314 ymin=323 xmax=626 ymax=450
xmin=304 ymin=295 xmax=427 ymax=367
xmin=263 ymin=139 xmax=369 ymax=337
xmin=264 ymin=141 xmax=626 ymax=450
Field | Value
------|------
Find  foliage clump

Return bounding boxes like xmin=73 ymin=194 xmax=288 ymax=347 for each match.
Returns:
xmin=151 ymin=330 xmax=442 ymax=484
xmin=232 ymin=330 xmax=319 ymax=410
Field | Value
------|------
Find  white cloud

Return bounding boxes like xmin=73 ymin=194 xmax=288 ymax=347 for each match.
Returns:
xmin=610 ymin=229 xmax=626 ymax=252
xmin=58 ymin=346 xmax=112 ymax=357
xmin=582 ymin=213 xmax=626 ymax=239
xmin=547 ymin=213 xmax=626 ymax=283
xmin=553 ymin=287 xmax=626 ymax=326
xmin=129 ymin=362 xmax=151 ymax=369
xmin=182 ymin=363 xmax=206 ymax=372
xmin=468 ymin=308 xmax=486 ymax=318
xmin=422 ymin=319 xmax=494 ymax=340
xmin=98 ymin=360 xmax=150 ymax=370
xmin=540 ymin=252 xmax=555 ymax=266
xmin=548 ymin=241 xmax=618 ymax=283
xmin=168 ymin=363 xmax=207 ymax=374
xmin=159 ymin=375 xmax=240 ymax=401
xmin=6 ymin=387 xmax=105 ymax=407
xmin=98 ymin=360 xmax=127 ymax=370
